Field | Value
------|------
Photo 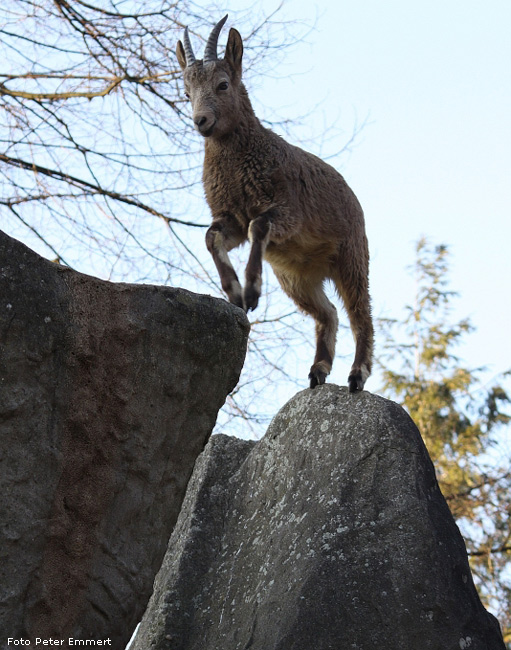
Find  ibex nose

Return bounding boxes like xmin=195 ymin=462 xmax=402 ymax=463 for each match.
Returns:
xmin=193 ymin=113 xmax=216 ymax=136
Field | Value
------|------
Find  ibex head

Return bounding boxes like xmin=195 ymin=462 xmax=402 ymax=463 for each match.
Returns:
xmin=176 ymin=15 xmax=245 ymax=139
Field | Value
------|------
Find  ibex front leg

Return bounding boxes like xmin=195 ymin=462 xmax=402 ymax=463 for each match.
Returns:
xmin=244 ymin=213 xmax=272 ymax=312
xmin=205 ymin=214 xmax=245 ymax=309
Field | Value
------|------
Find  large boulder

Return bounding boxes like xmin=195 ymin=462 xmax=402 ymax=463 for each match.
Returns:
xmin=0 ymin=230 xmax=249 ymax=648
xmin=132 ymin=384 xmax=505 ymax=650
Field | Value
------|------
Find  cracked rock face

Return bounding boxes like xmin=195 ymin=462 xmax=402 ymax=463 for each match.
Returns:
xmin=132 ymin=384 xmax=505 ymax=650
xmin=0 ymin=230 xmax=249 ymax=649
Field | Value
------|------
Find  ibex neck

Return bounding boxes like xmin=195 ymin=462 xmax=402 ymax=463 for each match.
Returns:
xmin=206 ymin=85 xmax=263 ymax=152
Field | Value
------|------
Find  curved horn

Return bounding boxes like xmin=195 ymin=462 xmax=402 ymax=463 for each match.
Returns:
xmin=182 ymin=27 xmax=196 ymax=66
xmin=203 ymin=14 xmax=228 ymax=65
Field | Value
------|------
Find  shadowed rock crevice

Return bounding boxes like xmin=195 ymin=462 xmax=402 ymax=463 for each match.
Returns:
xmin=0 ymin=230 xmax=249 ymax=649
xmin=132 ymin=385 xmax=505 ymax=650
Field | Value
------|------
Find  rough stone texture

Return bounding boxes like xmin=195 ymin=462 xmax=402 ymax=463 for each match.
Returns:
xmin=0 ymin=230 xmax=249 ymax=649
xmin=132 ymin=384 xmax=505 ymax=650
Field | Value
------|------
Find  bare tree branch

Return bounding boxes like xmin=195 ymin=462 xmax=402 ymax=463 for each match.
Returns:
xmin=0 ymin=153 xmax=206 ymax=228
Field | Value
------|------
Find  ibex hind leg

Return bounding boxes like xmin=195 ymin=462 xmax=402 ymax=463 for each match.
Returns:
xmin=310 ymin=296 xmax=338 ymax=388
xmin=275 ymin=273 xmax=338 ymax=389
xmin=335 ymin=268 xmax=374 ymax=393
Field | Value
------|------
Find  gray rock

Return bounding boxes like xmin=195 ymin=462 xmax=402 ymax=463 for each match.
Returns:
xmin=0 ymin=230 xmax=249 ymax=649
xmin=132 ymin=384 xmax=505 ymax=650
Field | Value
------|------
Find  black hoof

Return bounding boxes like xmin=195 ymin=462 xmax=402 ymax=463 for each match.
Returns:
xmin=309 ymin=369 xmax=327 ymax=389
xmin=243 ymin=286 xmax=260 ymax=312
xmin=348 ymin=373 xmax=364 ymax=393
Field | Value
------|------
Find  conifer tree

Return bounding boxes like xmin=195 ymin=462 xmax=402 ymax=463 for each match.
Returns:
xmin=379 ymin=238 xmax=511 ymax=642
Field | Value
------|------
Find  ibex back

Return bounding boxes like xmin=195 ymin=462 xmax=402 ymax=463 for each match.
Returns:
xmin=177 ymin=15 xmax=374 ymax=392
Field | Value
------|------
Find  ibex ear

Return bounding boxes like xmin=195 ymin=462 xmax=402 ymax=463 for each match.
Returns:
xmin=225 ymin=28 xmax=243 ymax=75
xmin=176 ymin=40 xmax=187 ymax=71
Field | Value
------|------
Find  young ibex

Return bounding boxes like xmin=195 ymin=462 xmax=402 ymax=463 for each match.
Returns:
xmin=177 ymin=15 xmax=374 ymax=392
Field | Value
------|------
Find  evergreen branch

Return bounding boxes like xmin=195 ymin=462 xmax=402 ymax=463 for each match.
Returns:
xmin=467 ymin=545 xmax=511 ymax=557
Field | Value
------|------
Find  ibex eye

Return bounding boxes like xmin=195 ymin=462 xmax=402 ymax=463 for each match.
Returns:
xmin=217 ymin=81 xmax=229 ymax=92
